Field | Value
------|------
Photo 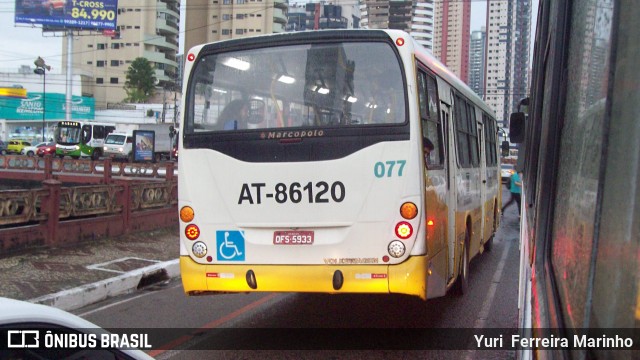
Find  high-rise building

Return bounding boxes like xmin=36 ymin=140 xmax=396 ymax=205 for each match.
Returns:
xmin=411 ymin=1 xmax=436 ymax=51
xmin=469 ymin=27 xmax=486 ymax=98
xmin=64 ymin=0 xmax=181 ymax=109
xmin=433 ymin=0 xmax=471 ymax=81
xmin=360 ymin=1 xmax=435 ymax=51
xmin=287 ymin=3 xmax=308 ymax=32
xmin=302 ymin=1 xmax=360 ymax=30
xmin=484 ymin=0 xmax=531 ymax=126
xmin=184 ymin=0 xmax=288 ymax=57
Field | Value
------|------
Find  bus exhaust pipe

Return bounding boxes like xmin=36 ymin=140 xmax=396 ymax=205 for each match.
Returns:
xmin=332 ymin=270 xmax=344 ymax=290
xmin=246 ymin=270 xmax=258 ymax=289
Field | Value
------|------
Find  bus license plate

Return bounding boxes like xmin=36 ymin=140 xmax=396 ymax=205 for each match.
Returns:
xmin=273 ymin=230 xmax=314 ymax=245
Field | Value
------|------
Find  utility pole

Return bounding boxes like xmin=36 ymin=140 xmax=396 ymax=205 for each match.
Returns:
xmin=161 ymin=87 xmax=167 ymax=123
xmin=65 ymin=30 xmax=73 ymax=122
xmin=34 ymin=57 xmax=51 ymax=142
xmin=173 ymin=92 xmax=178 ymax=124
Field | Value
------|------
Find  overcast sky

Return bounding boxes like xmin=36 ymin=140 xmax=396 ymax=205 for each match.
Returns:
xmin=0 ymin=1 xmax=532 ymax=75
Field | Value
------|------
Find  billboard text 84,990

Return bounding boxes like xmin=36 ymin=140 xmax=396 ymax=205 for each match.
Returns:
xmin=15 ymin=0 xmax=119 ymax=31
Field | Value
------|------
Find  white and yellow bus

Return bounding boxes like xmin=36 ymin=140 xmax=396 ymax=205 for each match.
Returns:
xmin=178 ymin=29 xmax=501 ymax=300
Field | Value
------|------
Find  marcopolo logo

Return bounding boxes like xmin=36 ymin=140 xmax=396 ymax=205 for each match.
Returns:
xmin=7 ymin=330 xmax=39 ymax=348
xmin=260 ymin=129 xmax=325 ymax=140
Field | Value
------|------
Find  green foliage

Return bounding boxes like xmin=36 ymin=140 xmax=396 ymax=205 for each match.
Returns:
xmin=124 ymin=57 xmax=157 ymax=103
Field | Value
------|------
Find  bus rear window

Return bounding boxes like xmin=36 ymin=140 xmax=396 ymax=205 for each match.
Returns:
xmin=186 ymin=41 xmax=406 ymax=134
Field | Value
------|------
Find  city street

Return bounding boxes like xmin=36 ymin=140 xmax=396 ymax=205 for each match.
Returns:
xmin=76 ymin=187 xmax=522 ymax=359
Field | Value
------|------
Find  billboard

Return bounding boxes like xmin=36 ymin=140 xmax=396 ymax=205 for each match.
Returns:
xmin=15 ymin=0 xmax=119 ymax=30
xmin=0 ymin=92 xmax=95 ymax=120
xmin=132 ymin=130 xmax=155 ymax=162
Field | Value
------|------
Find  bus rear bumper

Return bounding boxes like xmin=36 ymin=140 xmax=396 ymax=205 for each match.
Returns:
xmin=180 ymin=255 xmax=428 ymax=300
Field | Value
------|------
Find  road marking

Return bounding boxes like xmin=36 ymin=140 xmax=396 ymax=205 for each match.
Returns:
xmin=77 ymin=282 xmax=182 ymax=317
xmin=465 ymin=239 xmax=512 ymax=360
xmin=148 ymin=293 xmax=279 ymax=358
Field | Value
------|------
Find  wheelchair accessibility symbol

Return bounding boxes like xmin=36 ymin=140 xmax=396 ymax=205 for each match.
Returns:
xmin=216 ymin=230 xmax=246 ymax=261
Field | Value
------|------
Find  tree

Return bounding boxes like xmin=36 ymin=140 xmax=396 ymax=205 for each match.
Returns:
xmin=124 ymin=57 xmax=157 ymax=103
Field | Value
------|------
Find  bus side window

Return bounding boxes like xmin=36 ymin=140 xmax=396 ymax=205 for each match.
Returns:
xmin=418 ymin=69 xmax=443 ymax=169
xmin=94 ymin=126 xmax=105 ymax=140
xmin=426 ymin=75 xmax=443 ymax=167
xmin=82 ymin=125 xmax=92 ymax=144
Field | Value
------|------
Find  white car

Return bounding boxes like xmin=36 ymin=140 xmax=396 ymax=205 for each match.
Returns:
xmin=21 ymin=141 xmax=55 ymax=157
xmin=0 ymin=297 xmax=154 ymax=359
xmin=501 ymin=163 xmax=515 ymax=184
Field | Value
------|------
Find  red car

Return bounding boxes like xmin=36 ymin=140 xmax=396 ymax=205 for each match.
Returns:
xmin=37 ymin=142 xmax=57 ymax=157
xmin=42 ymin=0 xmax=66 ymax=16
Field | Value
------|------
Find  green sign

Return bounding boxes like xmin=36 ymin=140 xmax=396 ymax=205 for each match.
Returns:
xmin=0 ymin=92 xmax=95 ymax=120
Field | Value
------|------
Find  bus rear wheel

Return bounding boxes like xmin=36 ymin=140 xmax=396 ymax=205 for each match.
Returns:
xmin=485 ymin=204 xmax=498 ymax=252
xmin=453 ymin=229 xmax=470 ymax=296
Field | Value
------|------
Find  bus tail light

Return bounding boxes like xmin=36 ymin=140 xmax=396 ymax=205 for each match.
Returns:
xmin=185 ymin=224 xmax=200 ymax=240
xmin=395 ymin=221 xmax=413 ymax=239
xmin=180 ymin=206 xmax=194 ymax=222
xmin=400 ymin=202 xmax=418 ymax=219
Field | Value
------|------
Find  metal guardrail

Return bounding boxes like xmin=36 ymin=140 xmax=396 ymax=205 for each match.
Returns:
xmin=0 ymin=155 xmax=178 ymax=255
xmin=0 ymin=154 xmax=177 ymax=182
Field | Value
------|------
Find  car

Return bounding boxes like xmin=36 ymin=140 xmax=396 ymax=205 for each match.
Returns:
xmin=6 ymin=140 xmax=31 ymax=154
xmin=42 ymin=0 xmax=66 ymax=16
xmin=171 ymin=145 xmax=178 ymax=161
xmin=0 ymin=140 xmax=7 ymax=155
xmin=37 ymin=142 xmax=58 ymax=157
xmin=501 ymin=163 xmax=515 ymax=184
xmin=0 ymin=297 xmax=154 ymax=359
xmin=21 ymin=141 xmax=55 ymax=157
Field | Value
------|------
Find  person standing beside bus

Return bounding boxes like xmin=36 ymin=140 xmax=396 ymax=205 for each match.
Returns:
xmin=502 ymin=171 xmax=522 ymax=216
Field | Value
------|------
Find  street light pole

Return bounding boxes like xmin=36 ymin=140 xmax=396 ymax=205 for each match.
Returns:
xmin=34 ymin=56 xmax=51 ymax=142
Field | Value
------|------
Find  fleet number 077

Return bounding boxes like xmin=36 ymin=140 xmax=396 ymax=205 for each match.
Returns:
xmin=238 ymin=181 xmax=346 ymax=204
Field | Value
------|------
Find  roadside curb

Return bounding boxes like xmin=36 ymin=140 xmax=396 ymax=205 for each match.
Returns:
xmin=29 ymin=259 xmax=180 ymax=311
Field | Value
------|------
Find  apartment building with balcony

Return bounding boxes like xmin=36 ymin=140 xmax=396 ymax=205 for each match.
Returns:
xmin=432 ymin=0 xmax=471 ymax=82
xmin=287 ymin=3 xmax=309 ymax=31
xmin=469 ymin=27 xmax=486 ymax=98
xmin=411 ymin=1 xmax=435 ymax=51
xmin=359 ymin=1 xmax=434 ymax=52
xmin=301 ymin=1 xmax=360 ymax=30
xmin=184 ymin=0 xmax=288 ymax=57
xmin=484 ymin=0 xmax=531 ymax=125
xmin=64 ymin=0 xmax=181 ymax=109
xmin=359 ymin=0 xmax=410 ymax=31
